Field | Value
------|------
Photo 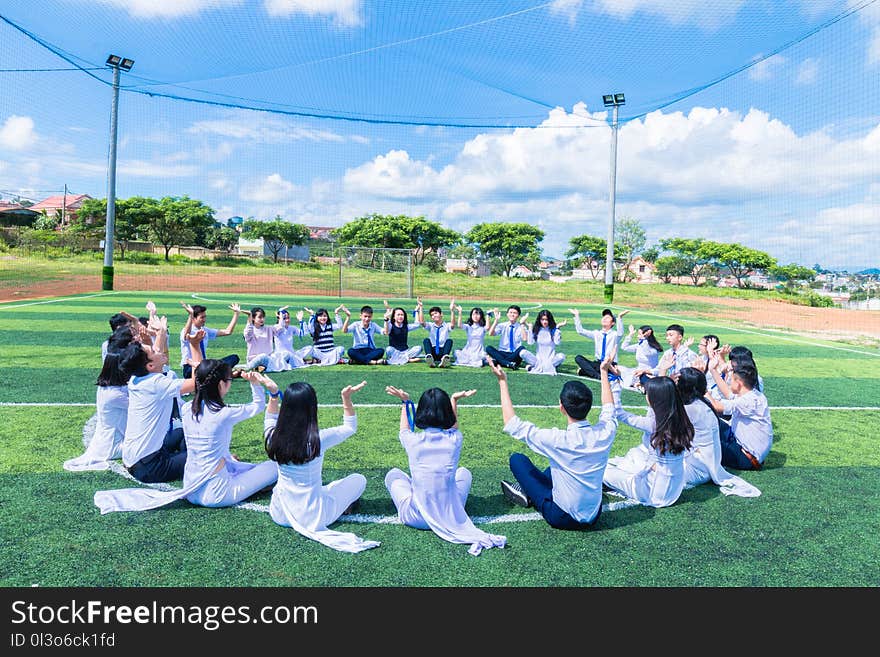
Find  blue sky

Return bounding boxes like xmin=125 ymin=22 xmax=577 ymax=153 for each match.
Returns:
xmin=1 ymin=0 xmax=878 ymax=270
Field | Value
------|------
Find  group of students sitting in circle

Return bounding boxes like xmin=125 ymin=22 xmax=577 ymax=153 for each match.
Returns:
xmin=64 ymin=298 xmax=771 ymax=556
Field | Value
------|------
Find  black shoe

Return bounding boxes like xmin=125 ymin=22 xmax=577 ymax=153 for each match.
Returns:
xmin=576 ymin=367 xmax=586 ymax=377
xmin=501 ymin=480 xmax=530 ymax=508
xmin=510 ymin=362 xmax=520 ymax=371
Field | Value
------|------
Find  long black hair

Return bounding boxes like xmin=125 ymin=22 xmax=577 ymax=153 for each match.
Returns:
xmin=390 ymin=307 xmax=409 ymax=335
xmin=191 ymin=359 xmax=231 ymax=420
xmin=96 ymin=351 xmax=130 ymax=387
xmin=415 ymin=387 xmax=457 ymax=430
xmin=466 ymin=307 xmax=486 ymax=327
xmin=643 ymin=376 xmax=694 ymax=456
xmin=265 ymin=382 xmax=321 ymax=465
xmin=675 ymin=367 xmax=707 ymax=405
xmin=532 ymin=309 xmax=557 ymax=340
xmin=639 ymin=325 xmax=663 ymax=353
xmin=311 ymin=308 xmax=332 ymax=342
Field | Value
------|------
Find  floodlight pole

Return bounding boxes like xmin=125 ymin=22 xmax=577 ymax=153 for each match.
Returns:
xmin=102 ymin=55 xmax=132 ymax=290
xmin=603 ymin=93 xmax=624 ymax=303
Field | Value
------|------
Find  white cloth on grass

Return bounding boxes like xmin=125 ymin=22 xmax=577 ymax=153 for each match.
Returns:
xmin=63 ymin=386 xmax=128 ymax=472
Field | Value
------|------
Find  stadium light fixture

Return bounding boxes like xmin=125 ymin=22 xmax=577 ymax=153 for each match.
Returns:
xmin=101 ymin=54 xmax=134 ymax=290
xmin=603 ymin=92 xmax=625 ymax=303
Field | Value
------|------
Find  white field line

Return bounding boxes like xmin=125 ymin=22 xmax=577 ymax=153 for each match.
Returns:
xmin=2 ymin=402 xmax=878 ymax=411
xmin=0 ymin=291 xmax=118 ymax=310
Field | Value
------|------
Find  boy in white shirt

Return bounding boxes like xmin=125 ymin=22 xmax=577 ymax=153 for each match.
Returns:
xmin=572 ymin=307 xmax=628 ymax=379
xmin=485 ymin=305 xmax=529 ymax=370
xmin=179 ymin=302 xmax=242 ymax=378
xmin=488 ymin=350 xmax=618 ymax=530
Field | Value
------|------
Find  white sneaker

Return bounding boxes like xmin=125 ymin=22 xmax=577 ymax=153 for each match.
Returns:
xmin=425 ymin=355 xmax=436 ymax=368
xmin=439 ymin=354 xmax=451 ymax=368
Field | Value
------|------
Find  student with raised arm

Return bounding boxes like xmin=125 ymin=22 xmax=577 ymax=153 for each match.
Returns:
xmin=634 ymin=323 xmax=697 ymax=383
xmin=382 ymin=299 xmax=425 ymax=365
xmin=384 ymin=385 xmax=506 ymax=555
xmin=485 ymin=305 xmax=529 ymax=370
xmin=342 ymin=304 xmax=386 ymax=365
xmin=602 ymin=374 xmax=694 ymax=508
xmin=240 ymin=306 xmax=273 ymax=372
xmin=303 ymin=305 xmax=347 ymax=366
xmin=264 ymin=379 xmax=379 ymax=553
xmin=519 ymin=309 xmax=566 ymax=375
xmin=179 ymin=301 xmax=242 ymax=379
xmin=617 ymin=323 xmax=662 ymax=390
xmin=454 ymin=306 xmax=490 ymax=367
xmin=489 ymin=348 xmax=618 ymax=530
xmin=422 ymin=298 xmax=459 ymax=368
xmin=705 ymin=357 xmax=773 ymax=471
xmin=571 ymin=308 xmax=627 ymax=379
xmin=268 ymin=307 xmax=311 ymax=371
xmin=94 ymin=367 xmax=278 ymax=514
xmin=676 ymin=367 xmax=761 ymax=497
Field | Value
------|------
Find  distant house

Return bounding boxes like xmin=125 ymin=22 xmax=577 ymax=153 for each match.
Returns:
xmin=28 ymin=194 xmax=92 ymax=227
xmin=445 ymin=257 xmax=490 ymax=277
xmin=0 ymin=201 xmax=40 ymax=226
xmin=236 ymin=237 xmax=264 ymax=256
xmin=570 ymin=256 xmax=655 ymax=283
xmin=308 ymin=226 xmax=335 ymax=240
xmin=510 ymin=265 xmax=548 ymax=279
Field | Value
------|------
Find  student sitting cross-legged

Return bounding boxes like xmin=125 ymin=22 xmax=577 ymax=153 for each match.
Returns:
xmin=489 ymin=351 xmax=618 ymax=530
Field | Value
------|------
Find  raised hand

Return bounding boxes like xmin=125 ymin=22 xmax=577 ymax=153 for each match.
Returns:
xmin=568 ymin=308 xmax=580 ymax=316
xmin=252 ymin=372 xmax=278 ymax=394
xmin=305 ymin=306 xmax=315 ymax=315
xmin=229 ymin=302 xmax=244 ymax=315
xmin=519 ymin=313 xmax=530 ymax=325
xmin=557 ymin=319 xmax=568 ymax=328
xmin=295 ymin=310 xmax=304 ymax=322
xmin=180 ymin=301 xmax=194 ymax=315
xmin=684 ymin=336 xmax=694 ymax=348
xmin=451 ymin=389 xmax=477 ymax=401
xmin=146 ymin=300 xmax=157 ymax=316
xmin=487 ymin=357 xmax=508 ymax=381
xmin=385 ymin=385 xmax=410 ymax=401
xmin=618 ymin=309 xmax=630 ymax=318
xmin=628 ymin=324 xmax=636 ymax=335
xmin=240 ymin=370 xmax=263 ymax=384
xmin=341 ymin=380 xmax=367 ymax=401
xmin=187 ymin=328 xmax=206 ymax=346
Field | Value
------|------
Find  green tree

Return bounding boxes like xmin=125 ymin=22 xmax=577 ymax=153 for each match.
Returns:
xmin=466 ymin=222 xmax=544 ymax=277
xmin=33 ymin=213 xmax=59 ymax=231
xmin=403 ymin=216 xmax=460 ymax=265
xmin=565 ymin=234 xmax=623 ymax=280
xmin=701 ymin=242 xmax=776 ymax=288
xmin=331 ymin=214 xmax=459 ymax=266
xmin=206 ymin=226 xmax=240 ymax=254
xmin=75 ymin=196 xmax=151 ymax=259
xmin=654 ymin=255 xmax=693 ymax=284
xmin=660 ymin=237 xmax=715 ymax=286
xmin=614 ymin=216 xmax=647 ymax=282
xmin=242 ymin=216 xmax=310 ymax=263
xmin=769 ymin=263 xmax=816 ymax=293
xmin=161 ymin=196 xmax=215 ymax=248
xmin=641 ymin=245 xmax=660 ymax=264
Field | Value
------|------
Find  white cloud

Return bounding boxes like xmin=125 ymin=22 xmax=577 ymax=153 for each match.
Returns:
xmin=118 ymin=160 xmax=200 ymax=177
xmin=551 ymin=0 xmax=747 ymax=27
xmin=748 ymin=54 xmax=786 ymax=81
xmin=850 ymin=0 xmax=880 ymax=65
xmin=0 ymin=115 xmax=37 ymax=151
xmin=86 ymin=0 xmax=242 ymax=19
xmin=795 ymin=57 xmax=819 ymax=85
xmin=188 ymin=113 xmax=354 ymax=144
xmin=337 ymin=103 xmax=880 ymax=264
xmin=263 ymin=0 xmax=361 ymax=26
xmin=240 ymin=173 xmax=300 ymax=203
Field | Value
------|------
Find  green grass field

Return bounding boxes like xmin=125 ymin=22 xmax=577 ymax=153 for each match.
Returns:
xmin=1 ymin=290 xmax=878 ymax=586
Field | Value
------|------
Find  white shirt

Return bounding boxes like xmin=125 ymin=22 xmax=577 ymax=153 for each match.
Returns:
xmin=721 ymin=388 xmax=773 ymax=463
xmin=424 ymin=321 xmax=453 ymax=347
xmin=683 ymin=400 xmax=761 ymax=497
xmin=266 ymin=414 xmax=380 ymax=553
xmin=347 ymin=321 xmax=384 ymax=349
xmin=494 ymin=320 xmax=524 ymax=352
xmin=620 ymin=334 xmax=660 ymax=370
xmin=573 ymin=318 xmax=624 ymax=360
xmin=180 ymin=326 xmax=219 ymax=367
xmin=397 ymin=427 xmax=506 ymax=554
xmin=181 ymin=384 xmax=265 ymax=490
xmin=653 ymin=344 xmax=697 ymax=377
xmin=122 ymin=370 xmax=185 ymax=467
xmin=503 ymin=404 xmax=618 ymax=523
xmin=64 ymin=385 xmax=128 ymax=471
xmin=243 ymin=323 xmax=274 ymax=360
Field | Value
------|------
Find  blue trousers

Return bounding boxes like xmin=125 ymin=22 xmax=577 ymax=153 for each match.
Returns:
xmin=423 ymin=338 xmax=452 ymax=359
xmin=347 ymin=346 xmax=385 ymax=364
xmin=719 ymin=430 xmax=762 ymax=470
xmin=509 ymin=453 xmax=600 ymax=530
xmin=183 ymin=354 xmax=239 ymax=379
xmin=485 ymin=345 xmax=523 ymax=368
xmin=127 ymin=427 xmax=187 ymax=483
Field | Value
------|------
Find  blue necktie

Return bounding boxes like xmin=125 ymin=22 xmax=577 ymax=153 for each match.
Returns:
xmin=508 ymin=324 xmax=515 ymax=351
xmin=600 ymin=333 xmax=607 ymax=360
xmin=435 ymin=325 xmax=441 ymax=349
xmin=367 ymin=326 xmax=375 ymax=349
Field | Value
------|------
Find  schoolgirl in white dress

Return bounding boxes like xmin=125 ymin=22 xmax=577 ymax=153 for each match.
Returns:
xmin=617 ymin=324 xmax=662 ymax=389
xmin=94 ymin=364 xmax=278 ymax=513
xmin=384 ymin=385 xmax=506 ymax=556
xmin=676 ymin=368 xmax=760 ymax=497
xmin=303 ymin=306 xmax=346 ymax=366
xmin=454 ymin=307 xmax=489 ymax=367
xmin=383 ymin=304 xmax=425 ymax=365
xmin=65 ymin=349 xmax=129 ymax=471
xmin=268 ymin=307 xmax=311 ymax=371
xmin=520 ymin=309 xmax=566 ymax=375
xmin=264 ymin=380 xmax=379 ymax=553
xmin=602 ymin=375 xmax=694 ymax=508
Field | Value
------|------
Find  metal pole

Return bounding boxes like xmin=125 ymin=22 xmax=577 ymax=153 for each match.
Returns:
xmin=408 ymin=249 xmax=414 ymax=299
xmin=61 ymin=183 xmax=67 ymax=227
xmin=102 ymin=64 xmax=120 ymax=291
xmin=604 ymin=102 xmax=619 ymax=304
